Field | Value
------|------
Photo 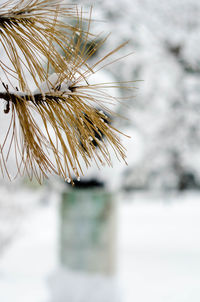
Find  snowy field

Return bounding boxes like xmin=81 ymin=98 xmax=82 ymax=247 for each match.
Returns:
xmin=0 ymin=189 xmax=200 ymax=302
xmin=118 ymin=192 xmax=200 ymax=302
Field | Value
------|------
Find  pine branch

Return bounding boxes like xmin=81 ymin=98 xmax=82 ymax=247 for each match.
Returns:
xmin=0 ymin=90 xmax=72 ymax=104
xmin=0 ymin=1 xmax=134 ymax=184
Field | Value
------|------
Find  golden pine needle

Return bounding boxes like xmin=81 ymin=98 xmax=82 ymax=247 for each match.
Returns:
xmin=0 ymin=0 xmax=134 ymax=184
xmin=0 ymin=0 xmax=91 ymax=90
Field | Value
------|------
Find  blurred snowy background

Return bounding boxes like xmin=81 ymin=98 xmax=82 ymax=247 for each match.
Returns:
xmin=80 ymin=0 xmax=200 ymax=191
xmin=1 ymin=0 xmax=200 ymax=302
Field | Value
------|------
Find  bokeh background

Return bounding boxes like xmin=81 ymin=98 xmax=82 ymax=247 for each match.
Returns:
xmin=0 ymin=0 xmax=200 ymax=301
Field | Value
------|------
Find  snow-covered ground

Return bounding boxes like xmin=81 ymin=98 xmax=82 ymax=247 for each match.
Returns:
xmin=118 ymin=191 xmax=200 ymax=302
xmin=0 ymin=189 xmax=200 ymax=302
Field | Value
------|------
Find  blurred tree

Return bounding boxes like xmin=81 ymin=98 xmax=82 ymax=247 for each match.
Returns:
xmin=78 ymin=0 xmax=200 ymax=190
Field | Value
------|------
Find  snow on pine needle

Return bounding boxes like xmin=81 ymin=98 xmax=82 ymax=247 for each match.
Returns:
xmin=0 ymin=0 xmax=134 ymax=184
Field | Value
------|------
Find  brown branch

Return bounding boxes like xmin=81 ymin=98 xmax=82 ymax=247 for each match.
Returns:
xmin=0 ymin=91 xmax=62 ymax=104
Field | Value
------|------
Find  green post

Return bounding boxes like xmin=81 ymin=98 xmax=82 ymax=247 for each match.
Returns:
xmin=60 ymin=188 xmax=116 ymax=275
